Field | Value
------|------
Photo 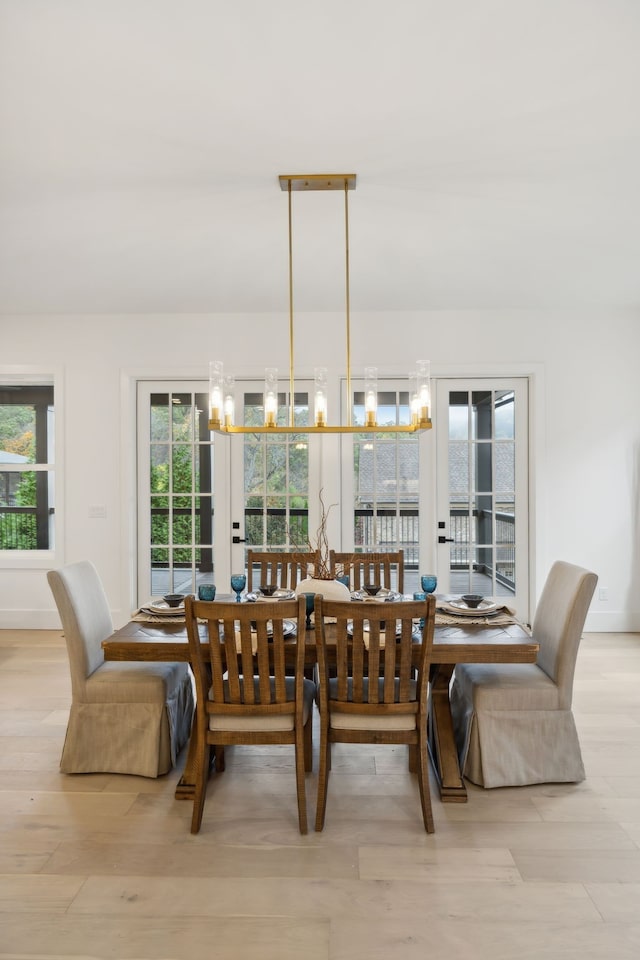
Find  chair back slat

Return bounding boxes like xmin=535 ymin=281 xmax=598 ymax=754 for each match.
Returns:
xmin=246 ymin=550 xmax=320 ymax=592
xmin=185 ymin=596 xmax=306 ymax=712
xmin=329 ymin=550 xmax=404 ymax=594
xmin=315 ymin=595 xmax=435 ymax=709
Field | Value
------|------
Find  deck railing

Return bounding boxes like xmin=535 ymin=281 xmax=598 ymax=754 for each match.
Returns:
xmin=0 ymin=507 xmax=38 ymax=549
xmin=148 ymin=504 xmax=516 ymax=593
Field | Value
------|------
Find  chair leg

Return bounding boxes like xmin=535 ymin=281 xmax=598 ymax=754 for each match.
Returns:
xmin=315 ymin=724 xmax=331 ymax=832
xmin=190 ymin=742 xmax=211 ymax=834
xmin=214 ymin=745 xmax=225 ymax=772
xmin=408 ymin=743 xmax=417 ymax=773
xmin=303 ymin=714 xmax=313 ymax=772
xmin=294 ymin=727 xmax=308 ymax=834
xmin=416 ymin=730 xmax=435 ymax=834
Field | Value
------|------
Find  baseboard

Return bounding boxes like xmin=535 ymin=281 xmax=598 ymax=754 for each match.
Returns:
xmin=0 ymin=608 xmax=127 ymax=631
xmin=585 ymin=610 xmax=640 ymax=633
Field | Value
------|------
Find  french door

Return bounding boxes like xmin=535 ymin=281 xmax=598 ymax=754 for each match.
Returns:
xmin=137 ymin=376 xmax=530 ymax=617
xmin=137 ymin=379 xmax=316 ymax=604
xmin=137 ymin=382 xmax=216 ymax=602
xmin=340 ymin=378 xmax=427 ymax=595
xmin=435 ymin=378 xmax=530 ymax=620
xmin=228 ymin=379 xmax=319 ymax=575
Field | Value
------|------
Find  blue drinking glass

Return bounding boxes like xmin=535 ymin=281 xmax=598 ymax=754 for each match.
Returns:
xmin=413 ymin=591 xmax=427 ymax=629
xmin=302 ymin=592 xmax=315 ymax=630
xmin=420 ymin=574 xmax=437 ymax=594
xmin=230 ymin=573 xmax=246 ymax=602
xmin=198 ymin=583 xmax=216 ymax=601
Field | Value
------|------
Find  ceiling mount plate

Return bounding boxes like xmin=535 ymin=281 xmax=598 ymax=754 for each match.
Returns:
xmin=278 ymin=173 xmax=356 ymax=191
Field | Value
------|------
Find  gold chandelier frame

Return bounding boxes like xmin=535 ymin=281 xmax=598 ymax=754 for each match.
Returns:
xmin=208 ymin=173 xmax=432 ymax=435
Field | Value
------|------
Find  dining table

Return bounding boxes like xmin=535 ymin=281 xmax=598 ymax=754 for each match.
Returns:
xmin=102 ymin=595 xmax=537 ymax=804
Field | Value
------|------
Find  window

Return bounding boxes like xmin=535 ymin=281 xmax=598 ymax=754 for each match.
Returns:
xmin=0 ymin=384 xmax=55 ymax=550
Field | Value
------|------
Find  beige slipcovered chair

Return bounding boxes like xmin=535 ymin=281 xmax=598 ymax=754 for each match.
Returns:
xmin=48 ymin=561 xmax=194 ymax=777
xmin=450 ymin=560 xmax=597 ymax=788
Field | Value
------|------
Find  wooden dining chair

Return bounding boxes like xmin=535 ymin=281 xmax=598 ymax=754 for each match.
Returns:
xmin=246 ymin=550 xmax=320 ymax=593
xmin=329 ymin=549 xmax=405 ymax=594
xmin=314 ymin=594 xmax=436 ymax=833
xmin=450 ymin=560 xmax=598 ymax=788
xmin=184 ymin=595 xmax=314 ymax=834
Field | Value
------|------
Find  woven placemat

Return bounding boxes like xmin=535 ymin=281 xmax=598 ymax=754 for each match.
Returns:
xmin=132 ymin=611 xmax=186 ymax=624
xmin=435 ymin=605 xmax=524 ymax=627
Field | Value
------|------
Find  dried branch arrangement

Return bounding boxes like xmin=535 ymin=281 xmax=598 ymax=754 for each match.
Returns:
xmin=289 ymin=488 xmax=336 ymax=580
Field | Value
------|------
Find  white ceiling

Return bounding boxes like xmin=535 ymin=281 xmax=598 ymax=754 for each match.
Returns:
xmin=1 ymin=0 xmax=639 ymax=315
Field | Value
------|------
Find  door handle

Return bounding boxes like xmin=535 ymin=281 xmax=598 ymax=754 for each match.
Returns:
xmin=438 ymin=535 xmax=454 ymax=544
xmin=232 ymin=536 xmax=247 ymax=544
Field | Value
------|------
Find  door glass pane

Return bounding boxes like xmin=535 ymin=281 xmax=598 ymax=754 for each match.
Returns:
xmin=351 ymin=383 xmax=419 ymax=592
xmin=445 ymin=388 xmax=518 ymax=599
xmin=240 ymin=387 xmax=310 ymax=554
xmin=495 ymin=390 xmax=515 ymax=439
xmin=146 ymin=390 xmax=215 ymax=597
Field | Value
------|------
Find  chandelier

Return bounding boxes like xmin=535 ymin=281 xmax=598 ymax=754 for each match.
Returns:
xmin=208 ymin=173 xmax=432 ymax=434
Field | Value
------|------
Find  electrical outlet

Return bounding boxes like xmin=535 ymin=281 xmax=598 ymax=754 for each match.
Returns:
xmin=599 ymin=587 xmax=609 ymax=602
xmin=88 ymin=505 xmax=107 ymax=519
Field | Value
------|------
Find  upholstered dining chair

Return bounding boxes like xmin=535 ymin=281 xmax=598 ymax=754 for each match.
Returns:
xmin=246 ymin=550 xmax=320 ymax=593
xmin=314 ymin=594 xmax=435 ymax=833
xmin=450 ymin=560 xmax=598 ymax=788
xmin=47 ymin=561 xmax=194 ymax=778
xmin=185 ymin=594 xmax=314 ymax=834
xmin=329 ymin=550 xmax=405 ymax=594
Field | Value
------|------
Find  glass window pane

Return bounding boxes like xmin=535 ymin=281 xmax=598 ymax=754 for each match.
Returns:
xmin=150 ymin=394 xmax=170 ymax=442
xmin=448 ymin=442 xmax=469 ymax=495
xmin=172 ymin=447 xmax=192 ymax=494
xmin=172 ymin=510 xmax=192 ymax=546
xmin=150 ymin=444 xmax=169 ymax=493
xmin=448 ymin=393 xmax=469 ymax=440
xmin=472 ymin=442 xmax=493 ymax=494
xmin=172 ymin=394 xmax=193 ymax=440
xmin=472 ymin=391 xmax=493 ymax=440
xmin=495 ymin=443 xmax=515 ymax=494
xmin=470 ymin=546 xmax=493 ymax=592
xmin=265 ymin=445 xmax=287 ymax=492
xmin=289 ymin=444 xmax=308 ymax=494
xmin=266 ymin=510 xmax=287 ymax=546
xmin=473 ymin=497 xmax=493 ymax=545
xmin=0 ymin=385 xmax=54 ymax=551
xmin=245 ymin=512 xmax=264 ymax=546
xmin=495 ymin=390 xmax=515 ymax=439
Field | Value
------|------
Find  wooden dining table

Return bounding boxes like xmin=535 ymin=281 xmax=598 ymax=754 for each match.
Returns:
xmin=102 ymin=597 xmax=537 ymax=803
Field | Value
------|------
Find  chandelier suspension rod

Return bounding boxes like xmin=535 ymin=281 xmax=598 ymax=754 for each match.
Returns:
xmin=344 ymin=177 xmax=352 ymax=427
xmin=287 ymin=179 xmax=295 ymax=428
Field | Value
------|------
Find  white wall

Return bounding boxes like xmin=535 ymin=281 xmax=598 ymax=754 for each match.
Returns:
xmin=1 ymin=308 xmax=638 ymax=631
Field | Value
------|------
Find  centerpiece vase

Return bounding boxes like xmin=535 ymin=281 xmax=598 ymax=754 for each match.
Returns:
xmin=295 ymin=577 xmax=351 ymax=602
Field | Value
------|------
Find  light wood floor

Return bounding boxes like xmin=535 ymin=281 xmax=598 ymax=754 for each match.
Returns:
xmin=2 ymin=629 xmax=640 ymax=959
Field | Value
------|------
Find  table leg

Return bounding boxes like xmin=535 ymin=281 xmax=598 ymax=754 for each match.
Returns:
xmin=428 ymin=663 xmax=468 ymax=803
